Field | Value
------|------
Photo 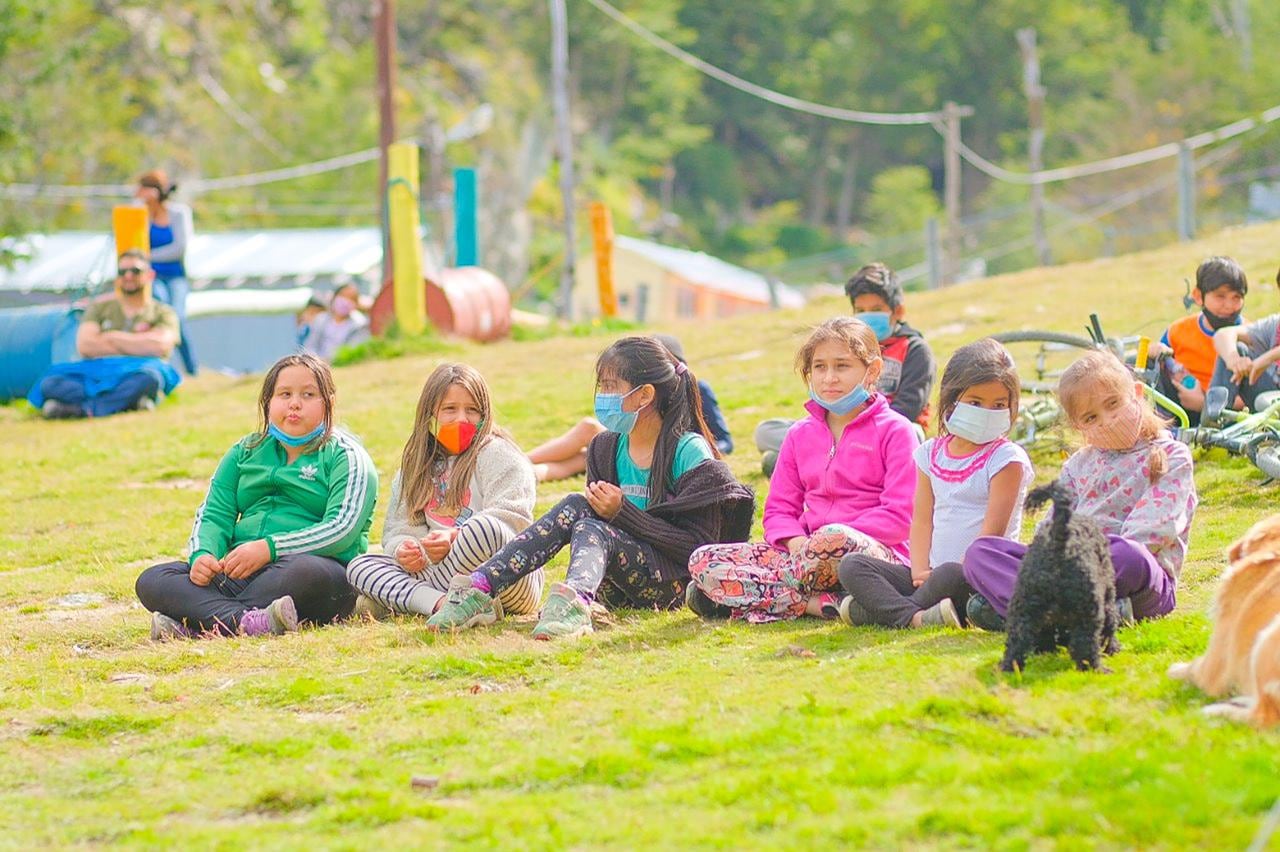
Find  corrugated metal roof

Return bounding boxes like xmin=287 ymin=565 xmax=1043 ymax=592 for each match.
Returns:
xmin=0 ymin=227 xmax=439 ymax=293
xmin=614 ymin=235 xmax=805 ymax=308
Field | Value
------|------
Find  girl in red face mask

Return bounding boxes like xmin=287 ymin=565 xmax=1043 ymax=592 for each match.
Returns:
xmin=963 ymin=350 xmax=1198 ymax=629
xmin=347 ymin=363 xmax=543 ymax=619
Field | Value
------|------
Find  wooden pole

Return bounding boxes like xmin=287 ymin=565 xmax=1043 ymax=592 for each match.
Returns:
xmin=1017 ymin=27 xmax=1051 ymax=266
xmin=550 ymin=0 xmax=577 ymax=320
xmin=941 ymin=102 xmax=973 ymax=284
xmin=375 ymin=0 xmax=397 ymax=287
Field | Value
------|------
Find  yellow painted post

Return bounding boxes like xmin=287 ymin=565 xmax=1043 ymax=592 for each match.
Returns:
xmin=387 ymin=142 xmax=427 ymax=334
xmin=112 ymin=206 xmax=149 ymax=257
xmin=589 ymin=202 xmax=617 ymax=318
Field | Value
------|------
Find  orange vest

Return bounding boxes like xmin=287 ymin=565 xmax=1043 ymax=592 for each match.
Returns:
xmin=1164 ymin=314 xmax=1223 ymax=389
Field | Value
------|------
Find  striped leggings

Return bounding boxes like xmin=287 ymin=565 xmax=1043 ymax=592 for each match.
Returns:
xmin=346 ymin=516 xmax=543 ymax=616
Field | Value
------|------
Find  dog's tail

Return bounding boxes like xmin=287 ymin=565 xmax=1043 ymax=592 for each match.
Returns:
xmin=1025 ymin=480 xmax=1074 ymax=543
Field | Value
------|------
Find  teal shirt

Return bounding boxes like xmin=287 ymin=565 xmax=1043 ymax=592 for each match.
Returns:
xmin=615 ymin=433 xmax=714 ymax=509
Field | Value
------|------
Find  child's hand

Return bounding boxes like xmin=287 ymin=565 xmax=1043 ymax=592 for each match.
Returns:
xmin=395 ymin=539 xmax=427 ymax=573
xmin=911 ymin=564 xmax=931 ymax=588
xmin=189 ymin=554 xmax=223 ymax=587
xmin=1250 ymin=348 xmax=1280 ymax=385
xmin=786 ymin=536 xmax=809 ymax=556
xmin=421 ymin=530 xmax=455 ymax=562
xmin=585 ymin=480 xmax=623 ymax=519
xmin=1225 ymin=351 xmax=1254 ymax=383
xmin=222 ymin=539 xmax=271 ymax=580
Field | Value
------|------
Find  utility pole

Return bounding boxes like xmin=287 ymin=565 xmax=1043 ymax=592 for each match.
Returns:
xmin=1017 ymin=27 xmax=1050 ymax=266
xmin=941 ymin=101 xmax=973 ymax=285
xmin=549 ymin=0 xmax=576 ymax=320
xmin=1232 ymin=0 xmax=1253 ymax=74
xmin=375 ymin=0 xmax=397 ymax=286
xmin=1177 ymin=141 xmax=1196 ymax=242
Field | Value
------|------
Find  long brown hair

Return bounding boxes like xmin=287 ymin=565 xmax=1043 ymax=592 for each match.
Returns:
xmin=400 ymin=363 xmax=512 ymax=519
xmin=248 ymin=353 xmax=337 ymax=450
xmin=795 ymin=317 xmax=881 ymax=381
xmin=937 ymin=338 xmax=1021 ymax=437
xmin=1059 ymin=350 xmax=1168 ymax=482
xmin=595 ymin=336 xmax=718 ymax=507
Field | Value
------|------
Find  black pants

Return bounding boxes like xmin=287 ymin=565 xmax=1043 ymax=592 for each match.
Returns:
xmin=135 ymin=554 xmax=355 ymax=634
xmin=478 ymin=493 xmax=685 ymax=610
xmin=838 ymin=554 xmax=972 ymax=628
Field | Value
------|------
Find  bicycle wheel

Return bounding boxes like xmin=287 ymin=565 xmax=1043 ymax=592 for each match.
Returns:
xmin=991 ymin=329 xmax=1096 ymax=394
xmin=1253 ymin=444 xmax=1280 ymax=481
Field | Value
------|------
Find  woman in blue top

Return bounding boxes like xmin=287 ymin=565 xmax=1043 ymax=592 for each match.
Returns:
xmin=136 ymin=169 xmax=197 ymax=374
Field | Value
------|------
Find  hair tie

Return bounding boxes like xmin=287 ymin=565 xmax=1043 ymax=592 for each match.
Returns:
xmin=674 ymin=361 xmax=688 ymax=376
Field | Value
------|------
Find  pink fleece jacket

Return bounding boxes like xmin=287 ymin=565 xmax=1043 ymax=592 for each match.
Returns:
xmin=764 ymin=394 xmax=918 ymax=561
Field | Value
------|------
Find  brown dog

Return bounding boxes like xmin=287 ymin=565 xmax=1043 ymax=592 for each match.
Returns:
xmin=1168 ymin=514 xmax=1280 ymax=727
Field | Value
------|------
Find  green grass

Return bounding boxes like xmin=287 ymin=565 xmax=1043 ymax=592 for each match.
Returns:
xmin=3 ymin=221 xmax=1280 ymax=848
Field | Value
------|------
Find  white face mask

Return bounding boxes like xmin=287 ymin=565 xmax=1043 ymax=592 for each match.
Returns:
xmin=945 ymin=402 xmax=1011 ymax=445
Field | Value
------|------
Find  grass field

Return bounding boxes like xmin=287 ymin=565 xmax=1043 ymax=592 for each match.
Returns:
xmin=3 ymin=222 xmax=1280 ymax=848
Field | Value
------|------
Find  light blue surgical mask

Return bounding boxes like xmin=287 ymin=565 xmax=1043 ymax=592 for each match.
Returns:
xmin=269 ymin=422 xmax=326 ymax=447
xmin=809 ymin=383 xmax=870 ymax=416
xmin=594 ymin=386 xmax=647 ymax=434
xmin=858 ymin=311 xmax=893 ymax=341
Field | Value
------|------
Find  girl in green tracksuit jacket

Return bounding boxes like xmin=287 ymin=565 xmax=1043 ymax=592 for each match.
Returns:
xmin=136 ymin=353 xmax=378 ymax=638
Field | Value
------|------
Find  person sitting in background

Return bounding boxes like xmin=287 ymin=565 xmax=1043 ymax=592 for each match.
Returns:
xmin=295 ymin=294 xmax=329 ymax=348
xmin=302 ymin=283 xmax=370 ymax=362
xmin=136 ymin=169 xmax=198 ymax=375
xmin=526 ymin=333 xmax=733 ymax=483
xmin=31 ymin=250 xmax=181 ymax=419
xmin=1147 ymin=256 xmax=1247 ymax=423
xmin=754 ymin=262 xmax=935 ymax=477
xmin=1209 ymin=263 xmax=1280 ymax=412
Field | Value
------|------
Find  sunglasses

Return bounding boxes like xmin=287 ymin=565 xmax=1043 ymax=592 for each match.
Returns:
xmin=117 ymin=267 xmax=147 ymax=277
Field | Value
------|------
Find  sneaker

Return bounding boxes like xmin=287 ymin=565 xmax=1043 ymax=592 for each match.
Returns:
xmin=761 ymin=450 xmax=779 ymax=479
xmin=134 ymin=396 xmax=156 ymax=413
xmin=41 ymin=400 xmax=84 ymax=419
xmin=531 ymin=582 xmax=594 ymax=640
xmin=837 ymin=594 xmax=871 ymax=627
xmin=239 ymin=595 xmax=299 ymax=636
xmin=352 ymin=594 xmax=392 ymax=621
xmin=150 ymin=611 xmax=192 ymax=641
xmin=917 ymin=598 xmax=962 ymax=628
xmin=425 ymin=575 xmax=502 ymax=632
xmin=1116 ymin=597 xmax=1135 ymax=627
xmin=685 ymin=581 xmax=732 ymax=620
xmin=965 ymin=594 xmax=1006 ymax=632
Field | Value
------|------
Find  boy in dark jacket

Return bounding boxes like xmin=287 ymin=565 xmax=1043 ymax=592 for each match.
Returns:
xmin=754 ymin=262 xmax=936 ymax=477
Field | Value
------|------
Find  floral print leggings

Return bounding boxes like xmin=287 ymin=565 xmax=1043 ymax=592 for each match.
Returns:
xmin=688 ymin=523 xmax=899 ymax=622
xmin=477 ymin=494 xmax=685 ymax=610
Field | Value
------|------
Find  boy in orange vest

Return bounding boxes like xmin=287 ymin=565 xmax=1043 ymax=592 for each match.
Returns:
xmin=1148 ymin=256 xmax=1247 ymax=424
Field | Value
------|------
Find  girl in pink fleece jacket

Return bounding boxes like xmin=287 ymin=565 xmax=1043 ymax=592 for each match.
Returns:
xmin=688 ymin=317 xmax=918 ymax=622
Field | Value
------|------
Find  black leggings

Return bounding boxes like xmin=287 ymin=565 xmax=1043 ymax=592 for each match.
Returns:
xmin=478 ymin=494 xmax=685 ymax=610
xmin=838 ymin=554 xmax=973 ymax=628
xmin=135 ymin=554 xmax=355 ymax=634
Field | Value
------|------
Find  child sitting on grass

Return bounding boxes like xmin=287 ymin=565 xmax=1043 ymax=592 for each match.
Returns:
xmin=346 ymin=363 xmax=541 ymax=620
xmin=838 ymin=338 xmax=1033 ymax=629
xmin=963 ymin=350 xmax=1197 ymax=630
xmin=136 ymin=353 xmax=378 ymax=638
xmin=687 ymin=317 xmax=918 ymax=623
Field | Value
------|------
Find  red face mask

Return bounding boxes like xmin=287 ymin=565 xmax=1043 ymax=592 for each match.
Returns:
xmin=431 ymin=419 xmax=479 ymax=454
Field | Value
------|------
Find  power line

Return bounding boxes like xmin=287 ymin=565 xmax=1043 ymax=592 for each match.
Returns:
xmin=949 ymin=104 xmax=1280 ymax=185
xmin=581 ymin=0 xmax=946 ymax=126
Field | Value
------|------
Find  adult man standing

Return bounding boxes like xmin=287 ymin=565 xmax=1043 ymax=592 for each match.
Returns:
xmin=34 ymin=250 xmax=181 ymax=419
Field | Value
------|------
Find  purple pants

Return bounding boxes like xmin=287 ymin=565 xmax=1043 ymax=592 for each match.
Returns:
xmin=962 ymin=535 xmax=1176 ymax=620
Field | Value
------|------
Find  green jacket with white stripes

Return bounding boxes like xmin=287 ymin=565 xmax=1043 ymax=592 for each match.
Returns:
xmin=187 ymin=429 xmax=378 ymax=568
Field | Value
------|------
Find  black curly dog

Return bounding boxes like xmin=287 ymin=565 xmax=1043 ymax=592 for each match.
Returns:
xmin=1001 ymin=481 xmax=1120 ymax=673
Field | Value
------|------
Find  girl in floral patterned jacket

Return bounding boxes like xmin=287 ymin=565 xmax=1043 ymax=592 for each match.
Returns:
xmin=963 ymin=349 xmax=1198 ymax=626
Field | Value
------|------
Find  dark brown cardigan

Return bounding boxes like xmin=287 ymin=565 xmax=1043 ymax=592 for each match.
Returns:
xmin=586 ymin=432 xmax=756 ymax=581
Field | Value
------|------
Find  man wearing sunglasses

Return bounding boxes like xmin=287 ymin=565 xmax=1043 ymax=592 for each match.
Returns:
xmin=35 ymin=250 xmax=181 ymax=419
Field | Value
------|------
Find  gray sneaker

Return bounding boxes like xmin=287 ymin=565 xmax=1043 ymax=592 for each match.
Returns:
xmin=352 ymin=594 xmax=393 ymax=621
xmin=531 ymin=583 xmax=594 ymax=640
xmin=837 ymin=595 xmax=871 ymax=627
xmin=134 ymin=396 xmax=157 ymax=413
xmin=917 ymin=598 xmax=962 ymax=628
xmin=966 ymin=594 xmax=1006 ymax=632
xmin=42 ymin=400 xmax=85 ymax=419
xmin=239 ymin=595 xmax=299 ymax=636
xmin=1116 ymin=597 xmax=1135 ymax=627
xmin=150 ymin=611 xmax=192 ymax=641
